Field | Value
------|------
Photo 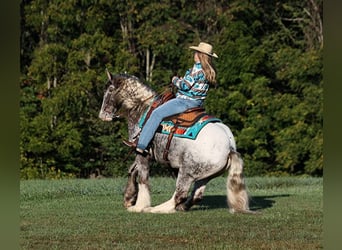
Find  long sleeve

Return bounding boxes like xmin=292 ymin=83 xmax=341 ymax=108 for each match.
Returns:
xmin=172 ymin=63 xmax=209 ymax=100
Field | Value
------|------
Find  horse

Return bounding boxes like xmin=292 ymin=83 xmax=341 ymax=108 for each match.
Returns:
xmin=99 ymin=70 xmax=252 ymax=214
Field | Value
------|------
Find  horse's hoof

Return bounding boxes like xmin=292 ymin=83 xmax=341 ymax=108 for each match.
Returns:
xmin=127 ymin=206 xmax=144 ymax=213
xmin=124 ymin=201 xmax=135 ymax=208
xmin=142 ymin=207 xmax=152 ymax=213
xmin=175 ymin=204 xmax=189 ymax=211
xmin=144 ymin=207 xmax=176 ymax=214
xmin=229 ymin=208 xmax=237 ymax=214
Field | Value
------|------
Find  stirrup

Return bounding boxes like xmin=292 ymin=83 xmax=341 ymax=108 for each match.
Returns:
xmin=122 ymin=139 xmax=137 ymax=149
xmin=136 ymin=147 xmax=149 ymax=156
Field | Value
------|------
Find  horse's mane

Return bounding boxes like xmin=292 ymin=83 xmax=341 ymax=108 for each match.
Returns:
xmin=114 ymin=73 xmax=139 ymax=81
xmin=111 ymin=73 xmax=157 ymax=112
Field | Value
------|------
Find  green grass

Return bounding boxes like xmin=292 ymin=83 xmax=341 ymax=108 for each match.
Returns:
xmin=20 ymin=177 xmax=322 ymax=249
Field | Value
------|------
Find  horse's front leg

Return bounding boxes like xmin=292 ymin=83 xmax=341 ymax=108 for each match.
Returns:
xmin=123 ymin=161 xmax=139 ymax=208
xmin=126 ymin=154 xmax=151 ymax=212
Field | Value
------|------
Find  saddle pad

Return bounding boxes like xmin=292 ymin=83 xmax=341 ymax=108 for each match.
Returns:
xmin=158 ymin=115 xmax=221 ymax=139
xmin=138 ymin=104 xmax=221 ymax=140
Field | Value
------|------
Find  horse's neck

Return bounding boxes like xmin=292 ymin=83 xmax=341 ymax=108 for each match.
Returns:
xmin=128 ymin=81 xmax=156 ymax=117
xmin=125 ymin=81 xmax=156 ymax=141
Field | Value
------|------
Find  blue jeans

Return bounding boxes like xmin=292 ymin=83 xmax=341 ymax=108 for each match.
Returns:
xmin=137 ymin=97 xmax=203 ymax=150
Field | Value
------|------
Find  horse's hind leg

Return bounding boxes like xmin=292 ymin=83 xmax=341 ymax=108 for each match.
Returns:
xmin=182 ymin=179 xmax=209 ymax=211
xmin=144 ymin=173 xmax=194 ymax=213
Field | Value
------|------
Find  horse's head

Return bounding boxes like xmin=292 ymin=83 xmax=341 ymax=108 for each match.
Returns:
xmin=99 ymin=70 xmax=155 ymax=122
xmin=98 ymin=69 xmax=125 ymax=121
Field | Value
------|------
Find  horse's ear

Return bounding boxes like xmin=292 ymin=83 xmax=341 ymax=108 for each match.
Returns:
xmin=106 ymin=68 xmax=113 ymax=82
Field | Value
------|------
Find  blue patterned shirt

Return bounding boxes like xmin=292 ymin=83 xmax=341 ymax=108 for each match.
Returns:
xmin=172 ymin=62 xmax=209 ymax=100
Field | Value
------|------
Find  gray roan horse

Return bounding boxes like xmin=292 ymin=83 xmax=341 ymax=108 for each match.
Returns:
xmin=99 ymin=70 xmax=252 ymax=214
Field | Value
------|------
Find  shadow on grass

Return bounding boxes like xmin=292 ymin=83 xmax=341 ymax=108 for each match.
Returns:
xmin=193 ymin=194 xmax=290 ymax=211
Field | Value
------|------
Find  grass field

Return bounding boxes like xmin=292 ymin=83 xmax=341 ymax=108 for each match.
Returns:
xmin=20 ymin=177 xmax=322 ymax=249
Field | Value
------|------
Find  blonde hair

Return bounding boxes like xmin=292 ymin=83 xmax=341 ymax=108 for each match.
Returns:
xmin=198 ymin=52 xmax=217 ymax=85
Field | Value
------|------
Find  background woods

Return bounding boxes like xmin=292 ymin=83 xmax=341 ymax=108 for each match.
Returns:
xmin=20 ymin=0 xmax=323 ymax=179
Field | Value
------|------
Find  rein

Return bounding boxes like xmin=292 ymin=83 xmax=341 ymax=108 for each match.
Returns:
xmin=141 ymin=94 xmax=155 ymax=104
xmin=139 ymin=87 xmax=173 ymax=106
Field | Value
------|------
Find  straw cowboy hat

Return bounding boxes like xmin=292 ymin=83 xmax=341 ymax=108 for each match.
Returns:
xmin=189 ymin=42 xmax=218 ymax=58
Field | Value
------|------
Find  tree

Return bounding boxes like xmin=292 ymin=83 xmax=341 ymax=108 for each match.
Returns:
xmin=20 ymin=0 xmax=323 ymax=178
xmin=206 ymin=0 xmax=322 ymax=176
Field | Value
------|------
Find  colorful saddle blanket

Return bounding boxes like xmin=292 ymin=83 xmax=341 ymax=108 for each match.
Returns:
xmin=158 ymin=115 xmax=221 ymax=139
xmin=138 ymin=107 xmax=221 ymax=140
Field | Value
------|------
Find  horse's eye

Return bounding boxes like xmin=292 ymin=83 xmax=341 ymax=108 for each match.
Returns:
xmin=108 ymin=85 xmax=115 ymax=92
xmin=104 ymin=82 xmax=115 ymax=93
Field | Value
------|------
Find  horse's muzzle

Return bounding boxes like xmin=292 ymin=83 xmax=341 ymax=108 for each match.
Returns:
xmin=99 ymin=111 xmax=114 ymax=121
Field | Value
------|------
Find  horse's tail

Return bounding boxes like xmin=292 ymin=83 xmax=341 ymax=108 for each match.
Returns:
xmin=226 ymin=150 xmax=255 ymax=214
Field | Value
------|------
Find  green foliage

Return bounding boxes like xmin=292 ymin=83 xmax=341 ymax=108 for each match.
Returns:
xmin=20 ymin=166 xmax=76 ymax=180
xmin=20 ymin=0 xmax=323 ymax=178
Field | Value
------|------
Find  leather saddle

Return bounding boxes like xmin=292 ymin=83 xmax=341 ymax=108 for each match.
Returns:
xmin=165 ymin=107 xmax=206 ymax=127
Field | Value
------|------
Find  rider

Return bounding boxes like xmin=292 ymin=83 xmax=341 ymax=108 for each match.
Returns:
xmin=124 ymin=42 xmax=218 ymax=154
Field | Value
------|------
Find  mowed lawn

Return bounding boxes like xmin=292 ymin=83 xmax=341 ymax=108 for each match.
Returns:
xmin=20 ymin=177 xmax=322 ymax=249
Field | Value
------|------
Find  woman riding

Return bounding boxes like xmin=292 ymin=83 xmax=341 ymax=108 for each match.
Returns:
xmin=125 ymin=42 xmax=218 ymax=154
